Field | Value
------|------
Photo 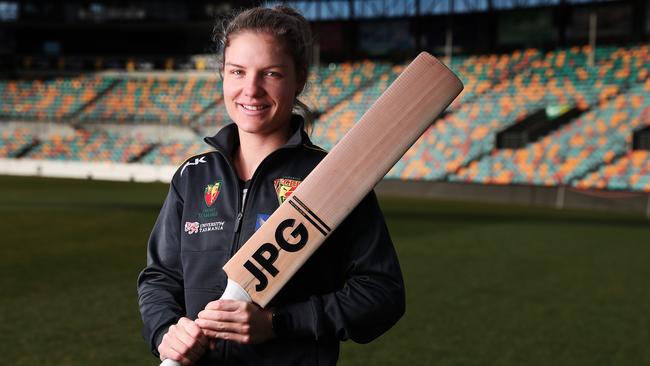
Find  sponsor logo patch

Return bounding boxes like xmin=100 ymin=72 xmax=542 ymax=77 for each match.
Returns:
xmin=273 ymin=177 xmax=302 ymax=205
xmin=255 ymin=213 xmax=271 ymax=231
xmin=204 ymin=182 xmax=222 ymax=207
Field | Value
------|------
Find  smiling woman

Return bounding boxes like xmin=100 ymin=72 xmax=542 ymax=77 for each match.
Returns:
xmin=222 ymin=31 xmax=297 ymax=130
xmin=222 ymin=31 xmax=301 ymax=163
xmin=216 ymin=6 xmax=314 ymax=181
xmin=137 ymin=6 xmax=405 ymax=366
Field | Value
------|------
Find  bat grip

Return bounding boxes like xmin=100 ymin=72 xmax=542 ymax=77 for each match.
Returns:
xmin=158 ymin=279 xmax=250 ymax=366
xmin=221 ymin=278 xmax=252 ymax=302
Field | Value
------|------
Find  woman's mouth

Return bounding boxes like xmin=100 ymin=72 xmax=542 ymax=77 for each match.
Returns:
xmin=238 ymin=103 xmax=270 ymax=112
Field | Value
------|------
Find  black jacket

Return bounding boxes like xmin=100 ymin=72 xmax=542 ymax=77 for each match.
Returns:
xmin=137 ymin=118 xmax=405 ymax=365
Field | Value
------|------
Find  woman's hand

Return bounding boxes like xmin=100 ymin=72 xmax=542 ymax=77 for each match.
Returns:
xmin=158 ymin=317 xmax=211 ymax=365
xmin=196 ymin=300 xmax=275 ymax=344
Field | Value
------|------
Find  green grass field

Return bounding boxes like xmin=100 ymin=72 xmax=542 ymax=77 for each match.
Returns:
xmin=1 ymin=175 xmax=649 ymax=366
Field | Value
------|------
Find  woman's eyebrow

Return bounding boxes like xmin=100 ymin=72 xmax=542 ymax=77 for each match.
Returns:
xmin=224 ymin=62 xmax=288 ymax=69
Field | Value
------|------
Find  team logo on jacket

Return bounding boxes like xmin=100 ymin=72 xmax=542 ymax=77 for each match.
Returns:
xmin=204 ymin=182 xmax=222 ymax=207
xmin=273 ymin=178 xmax=301 ymax=205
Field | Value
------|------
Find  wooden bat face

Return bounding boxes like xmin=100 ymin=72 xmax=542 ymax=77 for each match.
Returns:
xmin=225 ymin=194 xmax=330 ymax=305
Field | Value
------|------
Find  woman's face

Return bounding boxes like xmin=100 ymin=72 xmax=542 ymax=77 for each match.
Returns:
xmin=222 ymin=31 xmax=302 ymax=137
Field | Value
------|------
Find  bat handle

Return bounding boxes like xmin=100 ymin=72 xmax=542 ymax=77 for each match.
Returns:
xmin=220 ymin=278 xmax=252 ymax=302
xmin=160 ymin=359 xmax=181 ymax=366
xmin=158 ymin=279 xmax=250 ymax=366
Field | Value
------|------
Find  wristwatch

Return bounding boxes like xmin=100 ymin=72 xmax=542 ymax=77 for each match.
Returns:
xmin=271 ymin=308 xmax=290 ymax=337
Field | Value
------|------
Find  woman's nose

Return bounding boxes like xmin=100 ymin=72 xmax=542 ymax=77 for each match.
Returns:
xmin=243 ymin=74 xmax=263 ymax=97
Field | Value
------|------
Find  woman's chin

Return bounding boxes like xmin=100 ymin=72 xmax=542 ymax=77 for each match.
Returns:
xmin=233 ymin=113 xmax=292 ymax=137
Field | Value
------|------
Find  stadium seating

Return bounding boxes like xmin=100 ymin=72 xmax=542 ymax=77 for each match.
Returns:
xmin=0 ymin=128 xmax=35 ymax=157
xmin=140 ymin=140 xmax=213 ymax=166
xmin=2 ymin=44 xmax=650 ymax=193
xmin=27 ymin=130 xmax=153 ymax=162
xmin=76 ymin=75 xmax=221 ymax=125
xmin=442 ymin=45 xmax=649 ymax=184
xmin=0 ymin=75 xmax=114 ymax=120
xmin=302 ymin=61 xmax=392 ymax=113
xmin=311 ymin=49 xmax=541 ymax=166
xmin=576 ymin=150 xmax=650 ymax=192
xmin=452 ymin=66 xmax=650 ymax=188
xmin=193 ymin=102 xmax=232 ymax=133
xmin=446 ymin=48 xmax=541 ymax=109
xmin=310 ymin=64 xmax=404 ymax=150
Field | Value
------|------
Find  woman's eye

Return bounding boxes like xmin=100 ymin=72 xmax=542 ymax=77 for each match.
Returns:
xmin=230 ymin=69 xmax=243 ymax=76
xmin=265 ymin=71 xmax=281 ymax=77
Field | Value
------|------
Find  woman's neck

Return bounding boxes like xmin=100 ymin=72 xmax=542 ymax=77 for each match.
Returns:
xmin=234 ymin=126 xmax=292 ymax=181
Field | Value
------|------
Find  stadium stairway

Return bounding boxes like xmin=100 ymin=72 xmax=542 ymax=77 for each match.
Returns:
xmin=66 ymin=77 xmax=121 ymax=121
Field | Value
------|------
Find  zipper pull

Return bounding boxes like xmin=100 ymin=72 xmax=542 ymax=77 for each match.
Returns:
xmin=234 ymin=211 xmax=243 ymax=233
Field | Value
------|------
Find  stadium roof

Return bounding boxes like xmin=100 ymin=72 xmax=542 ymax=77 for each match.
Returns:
xmin=273 ymin=0 xmax=618 ymax=19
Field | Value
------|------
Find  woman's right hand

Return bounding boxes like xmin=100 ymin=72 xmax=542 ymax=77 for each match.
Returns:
xmin=158 ymin=317 xmax=211 ymax=365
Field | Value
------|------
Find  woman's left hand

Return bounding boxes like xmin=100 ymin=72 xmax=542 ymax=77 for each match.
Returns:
xmin=196 ymin=300 xmax=275 ymax=344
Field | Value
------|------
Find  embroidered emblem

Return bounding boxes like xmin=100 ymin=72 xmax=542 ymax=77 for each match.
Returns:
xmin=273 ymin=178 xmax=302 ymax=205
xmin=184 ymin=222 xmax=200 ymax=235
xmin=204 ymin=182 xmax=222 ymax=207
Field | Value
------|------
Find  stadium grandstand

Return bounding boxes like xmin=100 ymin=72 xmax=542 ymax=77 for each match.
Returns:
xmin=1 ymin=0 xmax=649 ymax=214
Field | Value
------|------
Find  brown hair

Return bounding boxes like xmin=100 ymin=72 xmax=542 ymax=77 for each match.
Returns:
xmin=213 ymin=5 xmax=314 ymax=130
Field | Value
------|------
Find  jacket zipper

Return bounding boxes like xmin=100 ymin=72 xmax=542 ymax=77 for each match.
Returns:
xmin=222 ymin=144 xmax=300 ymax=255
xmin=212 ymin=148 xmax=246 ymax=258
xmin=230 ymin=201 xmax=244 ymax=257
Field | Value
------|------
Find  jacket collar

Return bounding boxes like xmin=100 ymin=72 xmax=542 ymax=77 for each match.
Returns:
xmin=204 ymin=114 xmax=311 ymax=157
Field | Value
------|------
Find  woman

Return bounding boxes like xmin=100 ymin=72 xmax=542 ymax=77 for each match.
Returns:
xmin=138 ymin=6 xmax=405 ymax=366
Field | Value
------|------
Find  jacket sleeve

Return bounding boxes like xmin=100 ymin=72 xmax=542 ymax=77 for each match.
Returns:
xmin=278 ymin=191 xmax=405 ymax=343
xmin=137 ymin=180 xmax=186 ymax=356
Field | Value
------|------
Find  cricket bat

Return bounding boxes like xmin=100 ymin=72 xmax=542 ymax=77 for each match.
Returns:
xmin=160 ymin=52 xmax=463 ymax=366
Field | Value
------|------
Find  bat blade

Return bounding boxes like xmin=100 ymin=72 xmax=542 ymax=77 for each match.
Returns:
xmin=224 ymin=52 xmax=463 ymax=307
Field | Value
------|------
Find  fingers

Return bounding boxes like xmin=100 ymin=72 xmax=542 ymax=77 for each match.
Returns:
xmin=198 ymin=307 xmax=249 ymax=324
xmin=197 ymin=300 xmax=250 ymax=331
xmin=178 ymin=318 xmax=210 ymax=349
xmin=204 ymin=299 xmax=242 ymax=311
xmin=159 ymin=330 xmax=194 ymax=366
xmin=158 ymin=317 xmax=208 ymax=365
xmin=196 ymin=317 xmax=250 ymax=337
xmin=196 ymin=301 xmax=274 ymax=345
xmin=197 ymin=300 xmax=250 ymax=343
xmin=204 ymin=330 xmax=252 ymax=344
